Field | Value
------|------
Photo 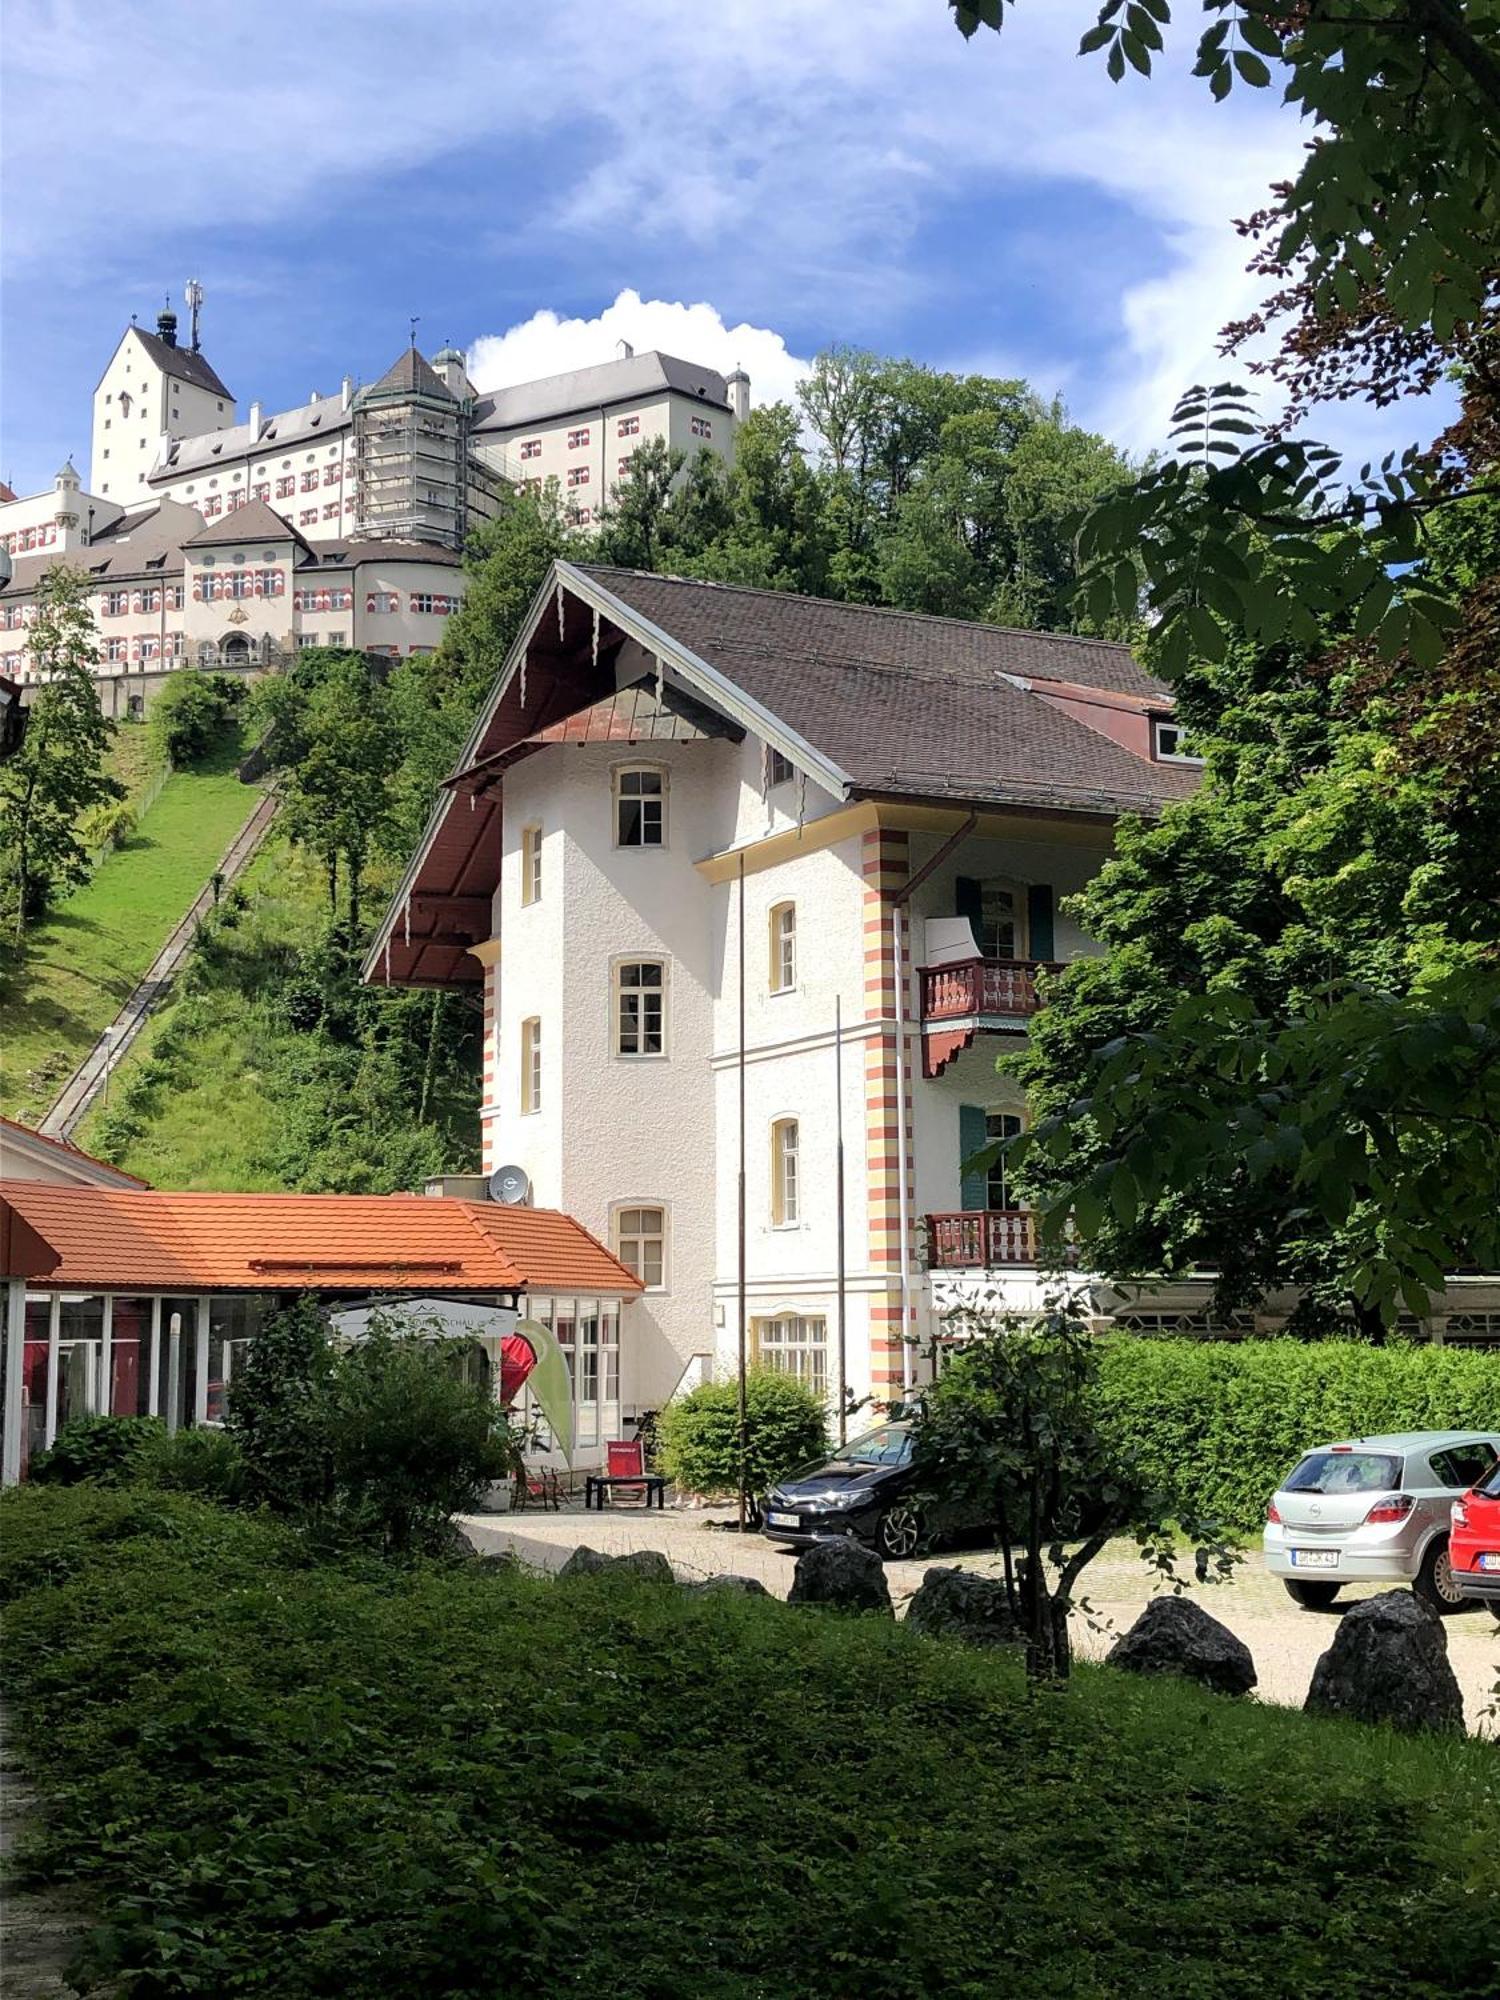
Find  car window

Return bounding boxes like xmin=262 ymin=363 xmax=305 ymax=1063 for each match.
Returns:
xmin=842 ymin=1426 xmax=913 ymax=1469
xmin=1283 ymin=1451 xmax=1402 ymax=1495
xmin=1480 ymin=1459 xmax=1500 ymax=1499
xmin=1428 ymin=1444 xmax=1498 ymax=1490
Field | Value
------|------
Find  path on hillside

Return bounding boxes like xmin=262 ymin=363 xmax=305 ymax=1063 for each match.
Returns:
xmin=40 ymin=793 xmax=279 ymax=1141
xmin=0 ymin=1701 xmax=93 ymax=1997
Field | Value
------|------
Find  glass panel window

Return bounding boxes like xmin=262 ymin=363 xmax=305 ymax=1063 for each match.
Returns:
xmin=768 ymin=747 xmax=794 ymax=787
xmin=985 ymin=1110 xmax=1023 ymax=1211
xmin=978 ymin=881 xmax=1023 ymax=960
xmin=615 ymin=767 xmax=665 ymax=847
xmin=567 ymin=427 xmax=590 ymax=449
xmin=615 ymin=1206 xmax=665 ymax=1289
xmin=754 ymin=1314 xmax=826 ymax=1394
xmin=769 ymin=902 xmax=796 ymax=993
xmin=521 ymin=823 xmax=542 ymax=905
xmin=521 ymin=1017 xmax=541 ymax=1114
xmin=771 ymin=1118 xmax=799 ymax=1227
xmin=691 ymin=416 xmax=713 ymax=439
xmin=617 ymin=415 xmax=640 ymax=437
xmin=1153 ymin=718 xmax=1203 ymax=763
xmin=616 ymin=961 xmax=665 ymax=1056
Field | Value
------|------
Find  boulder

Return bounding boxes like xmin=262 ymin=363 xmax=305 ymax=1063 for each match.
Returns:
xmin=557 ymin=1545 xmax=675 ymax=1584
xmin=788 ymin=1537 xmax=892 ymax=1616
xmin=1106 ymin=1595 xmax=1257 ymax=1697
xmin=691 ymin=1573 xmax=771 ymax=1597
xmin=1304 ymin=1590 xmax=1463 ymax=1734
xmin=904 ymin=1566 xmax=1022 ymax=1648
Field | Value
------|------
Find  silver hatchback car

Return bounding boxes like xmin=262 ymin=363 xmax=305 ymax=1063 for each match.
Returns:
xmin=1263 ymin=1430 xmax=1500 ymax=1613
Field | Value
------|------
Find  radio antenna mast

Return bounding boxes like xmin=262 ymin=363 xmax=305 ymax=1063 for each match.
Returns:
xmin=184 ymin=278 xmax=204 ymax=354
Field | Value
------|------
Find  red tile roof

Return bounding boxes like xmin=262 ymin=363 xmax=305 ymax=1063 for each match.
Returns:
xmin=0 ymin=1184 xmax=642 ymax=1296
xmin=0 ymin=1116 xmax=150 ymax=1188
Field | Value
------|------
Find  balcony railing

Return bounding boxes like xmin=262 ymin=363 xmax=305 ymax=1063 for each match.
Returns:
xmin=926 ymin=1209 xmax=1037 ymax=1268
xmin=919 ymin=957 xmax=1061 ymax=1021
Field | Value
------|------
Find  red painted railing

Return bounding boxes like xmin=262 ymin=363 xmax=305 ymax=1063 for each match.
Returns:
xmin=919 ymin=958 xmax=1060 ymax=1021
xmin=926 ymin=1210 xmax=1038 ymax=1268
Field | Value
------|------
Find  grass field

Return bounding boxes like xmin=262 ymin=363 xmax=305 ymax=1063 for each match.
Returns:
xmin=0 ymin=726 xmax=261 ymax=1125
xmin=3 ymin=1485 xmax=1497 ymax=2000
xmin=101 ymin=721 xmax=163 ymax=813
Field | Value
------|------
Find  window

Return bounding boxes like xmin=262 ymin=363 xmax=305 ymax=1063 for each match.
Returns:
xmin=614 ymin=1205 xmax=665 ymax=1289
xmin=202 ymin=495 xmax=223 ymax=518
xmin=105 ymin=636 xmax=127 ymax=663
xmin=297 ymin=633 xmax=320 ymax=650
xmin=366 ymin=591 xmax=398 ymax=614
xmin=102 ymin=590 xmax=129 ymax=616
xmin=768 ymin=747 xmax=794 ymax=787
xmin=769 ymin=901 xmax=796 ymax=993
xmin=984 ymin=1110 xmax=1023 ymax=1211
xmin=300 ymin=509 xmax=318 ymax=525
xmin=410 ymin=593 xmax=456 ymax=615
xmin=615 ymin=960 xmax=665 ymax=1057
xmin=1429 ymin=1444 xmax=1497 ymax=1490
xmin=167 ymin=584 xmax=184 ymax=611
xmin=691 ymin=415 xmax=713 ymax=439
xmin=323 ymin=464 xmax=342 ymax=486
xmin=136 ymin=587 xmax=161 ymax=612
xmin=615 ymin=766 xmax=665 ymax=847
xmin=567 ymin=427 xmax=590 ymax=449
xmin=1153 ymin=718 xmax=1203 ymax=763
xmin=571 ymin=506 xmax=592 ymax=526
xmin=567 ymin=465 xmax=590 ymax=488
xmin=618 ymin=457 xmax=635 ymax=478
xmin=1285 ymin=1451 xmax=1402 ymax=1495
xmin=521 ymin=823 xmax=542 ymax=906
xmin=252 ymin=483 xmax=269 ymax=501
xmin=276 ymin=476 xmax=295 ymax=498
xmin=227 ymin=491 xmax=246 ymax=511
xmin=301 ymin=471 xmax=318 ymax=492
xmin=617 ymin=414 xmax=640 ymax=437
xmin=323 ymin=502 xmax=340 ymax=519
xmin=520 ymin=1017 xmax=541 ymax=1114
xmin=753 ymin=1312 xmax=826 ymax=1393
xmin=771 ymin=1117 xmax=800 ymax=1226
xmin=519 ymin=439 xmax=542 ymax=460
xmin=956 ymin=877 xmax=1027 ymax=960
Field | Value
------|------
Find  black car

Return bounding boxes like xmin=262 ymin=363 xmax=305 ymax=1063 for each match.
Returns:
xmin=761 ymin=1422 xmax=992 ymax=1561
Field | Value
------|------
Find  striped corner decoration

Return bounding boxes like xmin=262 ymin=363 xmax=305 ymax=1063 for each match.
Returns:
xmin=861 ymin=828 xmax=914 ymax=1398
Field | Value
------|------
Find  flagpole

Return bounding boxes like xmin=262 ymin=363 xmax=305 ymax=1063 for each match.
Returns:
xmin=737 ymin=852 xmax=749 ymax=1531
xmin=835 ymin=992 xmax=847 ymax=1446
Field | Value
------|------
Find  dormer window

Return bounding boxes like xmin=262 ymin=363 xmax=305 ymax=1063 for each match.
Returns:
xmin=1153 ymin=718 xmax=1203 ymax=764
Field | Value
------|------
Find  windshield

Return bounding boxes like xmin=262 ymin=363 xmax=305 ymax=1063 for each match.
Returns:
xmin=1284 ymin=1451 xmax=1401 ymax=1496
xmin=839 ymin=1426 xmax=913 ymax=1469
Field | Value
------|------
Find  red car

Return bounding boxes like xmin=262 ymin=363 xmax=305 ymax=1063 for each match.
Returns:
xmin=1450 ymin=1457 xmax=1500 ymax=1617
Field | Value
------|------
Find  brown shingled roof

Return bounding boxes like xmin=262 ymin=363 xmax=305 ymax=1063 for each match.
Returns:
xmin=131 ymin=326 xmax=234 ymax=401
xmin=183 ymin=497 xmax=312 ymax=553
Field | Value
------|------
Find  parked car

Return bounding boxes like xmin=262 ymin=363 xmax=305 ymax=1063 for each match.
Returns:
xmin=761 ymin=1422 xmax=993 ymax=1560
xmin=1263 ymin=1430 xmax=1500 ymax=1612
xmin=1449 ymin=1456 xmax=1500 ymax=1619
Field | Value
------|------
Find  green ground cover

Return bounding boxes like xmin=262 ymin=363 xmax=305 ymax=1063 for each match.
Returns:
xmin=3 ymin=1486 xmax=1496 ymax=2000
xmin=0 ymin=726 xmax=260 ymax=1125
xmin=101 ymin=721 xmax=163 ymax=814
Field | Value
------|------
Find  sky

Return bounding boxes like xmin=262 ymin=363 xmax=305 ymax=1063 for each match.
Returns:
xmin=0 ymin=0 xmax=1431 ymax=499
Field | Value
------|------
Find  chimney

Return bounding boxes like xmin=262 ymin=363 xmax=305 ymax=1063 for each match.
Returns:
xmin=617 ymin=339 xmax=634 ymax=361
xmin=727 ymin=365 xmax=750 ymax=423
xmin=249 ymin=400 xmax=263 ymax=435
xmin=341 ymin=376 xmax=354 ymax=411
xmin=309 ymin=389 xmax=320 ymax=405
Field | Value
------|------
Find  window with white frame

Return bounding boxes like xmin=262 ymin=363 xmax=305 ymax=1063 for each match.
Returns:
xmin=276 ymin=476 xmax=295 ymax=497
xmin=617 ymin=414 xmax=640 ymax=437
xmin=769 ymin=901 xmax=796 ymax=993
xmin=567 ymin=465 xmax=590 ymax=488
xmin=754 ymin=1313 xmax=827 ymax=1393
xmin=691 ymin=415 xmax=713 ymax=439
xmin=520 ymin=1017 xmax=541 ymax=1114
xmin=567 ymin=427 xmax=590 ymax=449
xmin=985 ymin=1110 xmax=1024 ymax=1212
xmin=767 ymin=747 xmax=794 ymax=786
xmin=615 ymin=960 xmax=665 ymax=1057
xmin=520 ymin=439 xmax=542 ymax=460
xmin=614 ymin=766 xmax=666 ymax=847
xmin=521 ymin=823 xmax=542 ymax=906
xmin=613 ymin=1204 xmax=666 ymax=1290
xmin=1153 ymin=717 xmax=1203 ymax=763
xmin=771 ymin=1117 xmax=800 ymax=1226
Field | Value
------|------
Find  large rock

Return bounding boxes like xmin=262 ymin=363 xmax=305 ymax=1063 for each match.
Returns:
xmin=690 ymin=1573 xmax=771 ymax=1597
xmin=788 ymin=1537 xmax=892 ymax=1615
xmin=1304 ymin=1590 xmax=1463 ymax=1734
xmin=1106 ymin=1595 xmax=1257 ymax=1697
xmin=904 ymin=1566 xmax=1022 ymax=1648
xmin=558 ymin=1545 xmax=676 ymax=1585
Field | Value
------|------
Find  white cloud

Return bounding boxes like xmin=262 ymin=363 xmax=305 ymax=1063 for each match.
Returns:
xmin=467 ymin=290 xmax=811 ymax=411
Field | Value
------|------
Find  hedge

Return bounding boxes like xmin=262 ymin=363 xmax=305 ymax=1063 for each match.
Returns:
xmin=657 ymin=1369 xmax=829 ymax=1499
xmin=1094 ymin=1337 xmax=1500 ymax=1533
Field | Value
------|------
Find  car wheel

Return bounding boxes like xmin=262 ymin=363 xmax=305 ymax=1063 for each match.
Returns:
xmin=1283 ymin=1579 xmax=1341 ymax=1610
xmin=1414 ymin=1536 xmax=1466 ymax=1614
xmin=876 ymin=1503 xmax=923 ymax=1561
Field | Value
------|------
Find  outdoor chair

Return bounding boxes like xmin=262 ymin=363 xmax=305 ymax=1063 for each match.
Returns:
xmin=603 ymin=1438 xmax=649 ymax=1506
xmin=514 ymin=1462 xmax=562 ymax=1512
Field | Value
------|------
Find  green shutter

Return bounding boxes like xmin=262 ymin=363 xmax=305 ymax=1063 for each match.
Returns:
xmin=959 ymin=1104 xmax=989 ymax=1212
xmin=955 ymin=875 xmax=983 ymax=950
xmin=1027 ymin=883 xmax=1055 ymax=961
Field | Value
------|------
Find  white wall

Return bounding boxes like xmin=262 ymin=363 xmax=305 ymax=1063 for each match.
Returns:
xmin=91 ymin=328 xmax=233 ymax=504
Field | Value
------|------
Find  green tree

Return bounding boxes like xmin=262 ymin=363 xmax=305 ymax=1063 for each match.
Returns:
xmin=594 ymin=435 xmax=687 ymax=570
xmin=0 ymin=566 xmax=121 ymax=936
xmin=147 ymin=668 xmax=243 ymax=766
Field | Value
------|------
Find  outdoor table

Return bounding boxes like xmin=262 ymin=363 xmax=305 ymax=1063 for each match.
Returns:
xmin=583 ymin=1473 xmax=668 ymax=1511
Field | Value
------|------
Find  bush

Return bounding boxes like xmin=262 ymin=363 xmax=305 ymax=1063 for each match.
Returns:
xmin=139 ymin=1425 xmax=247 ymax=1505
xmin=227 ymin=1296 xmax=338 ymax=1516
xmin=147 ymin=668 xmax=243 ymax=765
xmin=79 ymin=798 xmax=138 ymax=854
xmin=1093 ymin=1336 xmax=1500 ymax=1533
xmin=658 ymin=1370 xmax=829 ymax=1501
xmin=29 ymin=1415 xmax=163 ymax=1487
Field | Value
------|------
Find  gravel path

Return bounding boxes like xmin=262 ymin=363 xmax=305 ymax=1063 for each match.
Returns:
xmin=460 ymin=1505 xmax=1500 ymax=1731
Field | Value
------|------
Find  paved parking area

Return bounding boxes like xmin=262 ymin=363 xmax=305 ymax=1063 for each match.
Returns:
xmin=459 ymin=1504 xmax=1500 ymax=1731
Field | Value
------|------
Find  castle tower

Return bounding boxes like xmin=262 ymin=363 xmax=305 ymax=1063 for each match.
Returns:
xmin=353 ymin=348 xmax=470 ymax=549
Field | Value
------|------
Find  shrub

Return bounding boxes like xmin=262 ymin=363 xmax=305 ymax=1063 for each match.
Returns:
xmin=139 ymin=1425 xmax=247 ymax=1505
xmin=658 ymin=1369 xmax=829 ymax=1501
xmin=226 ymin=1296 xmax=338 ymax=1516
xmin=147 ymin=668 xmax=243 ymax=765
xmin=1093 ymin=1336 xmax=1500 ymax=1533
xmin=29 ymin=1415 xmax=163 ymax=1487
xmin=79 ymin=798 xmax=138 ymax=854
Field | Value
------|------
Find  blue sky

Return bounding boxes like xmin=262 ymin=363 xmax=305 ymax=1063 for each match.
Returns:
xmin=0 ymin=0 xmax=1417 ymax=499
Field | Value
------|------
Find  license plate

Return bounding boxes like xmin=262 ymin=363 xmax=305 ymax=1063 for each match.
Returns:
xmin=767 ymin=1511 xmax=799 ymax=1530
xmin=1290 ymin=1549 xmax=1339 ymax=1569
xmin=1478 ymin=1553 xmax=1500 ymax=1572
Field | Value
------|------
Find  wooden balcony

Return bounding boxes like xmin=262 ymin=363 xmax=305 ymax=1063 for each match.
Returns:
xmin=926 ymin=1209 xmax=1037 ymax=1269
xmin=919 ymin=957 xmax=1061 ymax=1077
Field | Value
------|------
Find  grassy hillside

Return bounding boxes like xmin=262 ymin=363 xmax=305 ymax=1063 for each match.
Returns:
xmin=0 ymin=725 xmax=263 ymax=1125
xmin=4 ymin=1486 xmax=1497 ymax=2000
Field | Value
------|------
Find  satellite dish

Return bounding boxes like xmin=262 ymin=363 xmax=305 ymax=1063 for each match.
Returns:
xmin=489 ymin=1164 xmax=531 ymax=1206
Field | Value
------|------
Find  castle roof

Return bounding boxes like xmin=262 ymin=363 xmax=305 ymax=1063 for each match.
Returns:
xmin=129 ymin=324 xmax=234 ymax=401
xmin=360 ymin=348 xmax=456 ymax=404
xmin=182 ymin=497 xmax=314 ymax=554
xmin=471 ymin=350 xmax=730 ymax=433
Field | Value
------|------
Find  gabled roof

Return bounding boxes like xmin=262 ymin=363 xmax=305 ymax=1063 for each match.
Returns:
xmin=0 ymin=501 xmax=205 ymax=596
xmin=0 ymin=1183 xmax=642 ymax=1295
xmin=129 ymin=325 xmax=234 ymax=401
xmin=472 ymin=350 xmax=730 ymax=433
xmin=0 ymin=1117 xmax=149 ymax=1190
xmin=359 ymin=348 xmax=455 ymax=405
xmin=183 ymin=498 xmax=315 ymax=556
xmin=151 ymin=395 xmax=351 ymax=482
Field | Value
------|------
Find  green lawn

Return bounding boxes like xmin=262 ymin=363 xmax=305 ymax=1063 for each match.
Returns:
xmin=101 ymin=721 xmax=164 ymax=814
xmin=0 ymin=727 xmax=262 ymax=1125
xmin=3 ymin=1486 xmax=1497 ymax=2000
